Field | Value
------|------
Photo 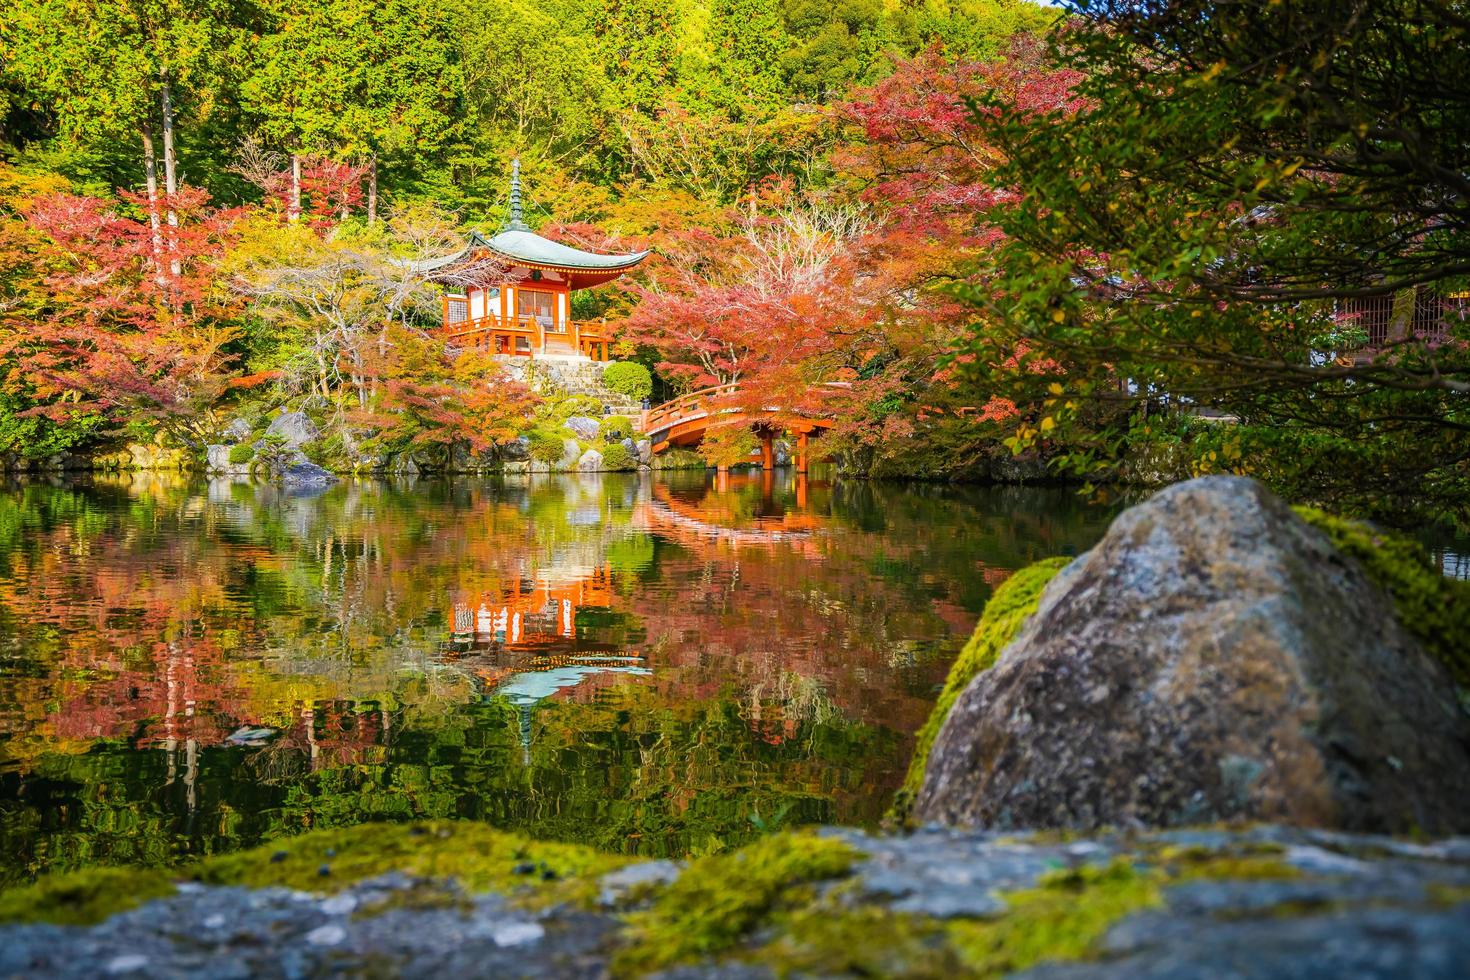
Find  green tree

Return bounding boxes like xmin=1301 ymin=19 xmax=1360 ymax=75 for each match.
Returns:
xmin=964 ymin=0 xmax=1470 ymax=521
xmin=241 ymin=0 xmax=461 ymax=222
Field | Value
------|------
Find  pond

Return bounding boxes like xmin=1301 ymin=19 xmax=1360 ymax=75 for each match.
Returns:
xmin=0 ymin=469 xmax=1117 ymax=887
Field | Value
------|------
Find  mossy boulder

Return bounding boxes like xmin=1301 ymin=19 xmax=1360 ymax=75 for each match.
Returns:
xmin=916 ymin=476 xmax=1470 ymax=835
xmin=889 ymin=556 xmax=1071 ymax=826
xmin=1295 ymin=506 xmax=1470 ymax=687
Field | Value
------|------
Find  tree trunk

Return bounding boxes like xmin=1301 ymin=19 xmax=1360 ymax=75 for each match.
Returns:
xmin=158 ymin=77 xmax=181 ymax=279
xmin=290 ymin=154 xmax=302 ymax=223
xmin=367 ymin=156 xmax=378 ymax=225
xmin=141 ymin=122 xmax=164 ymax=283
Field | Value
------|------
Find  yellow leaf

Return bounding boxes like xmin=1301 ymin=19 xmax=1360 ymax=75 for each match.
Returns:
xmin=1048 ymin=382 xmax=1063 ymax=395
xmin=1040 ymin=417 xmax=1056 ymax=433
xmin=1051 ymin=310 xmax=1065 ymax=323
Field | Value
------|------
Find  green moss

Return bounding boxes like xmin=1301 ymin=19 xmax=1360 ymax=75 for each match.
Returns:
xmin=613 ymin=831 xmax=860 ymax=975
xmin=1296 ymin=506 xmax=1470 ymax=685
xmin=755 ymin=892 xmax=962 ymax=978
xmin=1426 ymin=882 xmax=1470 ymax=907
xmin=192 ymin=821 xmax=627 ymax=908
xmin=0 ymin=865 xmax=177 ymax=926
xmin=227 ymin=443 xmax=255 ymax=465
xmin=948 ymin=859 xmax=1162 ymax=977
xmin=890 ymin=557 xmax=1072 ymax=825
xmin=0 ymin=822 xmax=629 ymax=926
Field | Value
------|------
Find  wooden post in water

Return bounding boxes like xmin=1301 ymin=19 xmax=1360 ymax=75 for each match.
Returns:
xmin=796 ymin=431 xmax=809 ymax=474
xmin=760 ymin=434 xmax=775 ymax=471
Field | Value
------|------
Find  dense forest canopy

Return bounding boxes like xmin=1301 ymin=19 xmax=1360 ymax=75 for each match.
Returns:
xmin=1 ymin=0 xmax=1468 ymax=525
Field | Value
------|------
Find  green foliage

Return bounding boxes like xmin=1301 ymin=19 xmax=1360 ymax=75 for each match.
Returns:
xmin=615 ymin=831 xmax=860 ymax=974
xmin=966 ymin=0 xmax=1470 ymax=521
xmin=227 ymin=443 xmax=255 ymax=465
xmin=529 ymin=427 xmax=569 ymax=463
xmin=890 ymin=557 xmax=1071 ymax=825
xmin=0 ymin=391 xmax=105 ymax=460
xmin=601 ymin=442 xmax=635 ymax=471
xmin=553 ymin=395 xmax=605 ymax=421
xmin=600 ymin=415 xmax=635 ymax=442
xmin=253 ymin=433 xmax=295 ymax=477
xmin=602 ymin=362 xmax=653 ymax=401
xmin=1295 ymin=507 xmax=1470 ymax=687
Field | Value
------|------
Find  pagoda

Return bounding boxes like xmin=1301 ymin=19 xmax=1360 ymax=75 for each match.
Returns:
xmin=431 ymin=161 xmax=648 ymax=360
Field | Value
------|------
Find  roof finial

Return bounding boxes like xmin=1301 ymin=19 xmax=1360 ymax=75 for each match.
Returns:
xmin=506 ymin=158 xmax=529 ymax=231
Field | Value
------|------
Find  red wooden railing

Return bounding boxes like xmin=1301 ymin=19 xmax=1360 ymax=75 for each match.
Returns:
xmin=639 ymin=381 xmax=851 ymax=435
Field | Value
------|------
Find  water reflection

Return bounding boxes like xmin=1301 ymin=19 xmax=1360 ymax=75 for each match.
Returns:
xmin=0 ymin=469 xmax=1115 ymax=885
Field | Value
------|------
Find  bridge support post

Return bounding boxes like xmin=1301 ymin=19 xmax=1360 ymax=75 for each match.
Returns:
xmin=796 ymin=431 xmax=809 ymax=475
xmin=760 ymin=435 xmax=774 ymax=471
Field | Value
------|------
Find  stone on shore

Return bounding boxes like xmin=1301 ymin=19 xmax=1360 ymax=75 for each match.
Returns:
xmin=281 ymin=462 xmax=336 ymax=492
xmin=263 ymin=411 xmax=319 ymax=450
xmin=565 ymin=416 xmax=602 ymax=442
xmin=916 ymin=475 xmax=1470 ymax=835
xmin=577 ymin=449 xmax=604 ymax=472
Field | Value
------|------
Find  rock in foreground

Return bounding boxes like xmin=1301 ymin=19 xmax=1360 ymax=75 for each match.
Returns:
xmin=1 ymin=821 xmax=1467 ymax=978
xmin=917 ymin=476 xmax=1470 ymax=834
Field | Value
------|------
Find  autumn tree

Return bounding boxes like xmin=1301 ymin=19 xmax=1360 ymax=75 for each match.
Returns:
xmin=357 ymin=325 xmax=540 ymax=467
xmin=15 ymin=186 xmax=244 ymax=449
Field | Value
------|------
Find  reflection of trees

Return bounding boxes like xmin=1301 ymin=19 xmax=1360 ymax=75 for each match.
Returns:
xmin=0 ymin=470 xmax=1114 ymax=884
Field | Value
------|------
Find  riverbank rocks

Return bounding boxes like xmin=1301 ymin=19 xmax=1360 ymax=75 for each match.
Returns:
xmin=263 ymin=411 xmax=319 ymax=449
xmin=916 ymin=475 xmax=1470 ymax=835
xmin=282 ymin=461 xmax=336 ymax=492
xmin=205 ymin=444 xmax=251 ymax=477
xmin=565 ymin=416 xmax=602 ymax=442
xmin=577 ymin=449 xmax=605 ymax=472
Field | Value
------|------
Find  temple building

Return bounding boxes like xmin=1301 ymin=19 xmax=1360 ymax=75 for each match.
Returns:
xmin=432 ymin=161 xmax=647 ymax=360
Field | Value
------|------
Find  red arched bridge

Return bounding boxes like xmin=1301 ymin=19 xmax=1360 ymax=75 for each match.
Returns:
xmin=638 ymin=382 xmax=849 ymax=472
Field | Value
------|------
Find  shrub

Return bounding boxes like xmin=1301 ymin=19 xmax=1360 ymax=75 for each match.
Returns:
xmin=530 ymin=428 xmax=569 ymax=463
xmin=603 ymin=361 xmax=653 ymax=401
xmin=601 ymin=442 xmax=635 ymax=471
xmin=554 ymin=395 xmax=604 ymax=420
xmin=227 ymin=444 xmax=255 ymax=465
xmin=600 ymin=415 xmax=634 ymax=442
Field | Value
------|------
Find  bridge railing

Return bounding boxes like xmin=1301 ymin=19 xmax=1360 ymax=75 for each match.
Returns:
xmin=639 ymin=383 xmax=741 ymax=433
xmin=639 ymin=381 xmax=852 ymax=435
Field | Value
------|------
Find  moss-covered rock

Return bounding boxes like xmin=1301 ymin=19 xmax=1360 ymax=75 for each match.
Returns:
xmin=889 ymin=557 xmax=1071 ymax=825
xmin=613 ymin=831 xmax=859 ymax=975
xmin=0 ymin=821 xmax=629 ymax=927
xmin=1295 ymin=506 xmax=1470 ymax=687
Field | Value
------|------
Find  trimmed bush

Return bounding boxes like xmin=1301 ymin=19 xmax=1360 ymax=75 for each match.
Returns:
xmin=601 ymin=442 xmax=635 ymax=471
xmin=600 ymin=415 xmax=634 ymax=442
xmin=529 ymin=429 xmax=567 ymax=464
xmin=603 ymin=361 xmax=653 ymax=401
xmin=227 ymin=443 xmax=255 ymax=465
